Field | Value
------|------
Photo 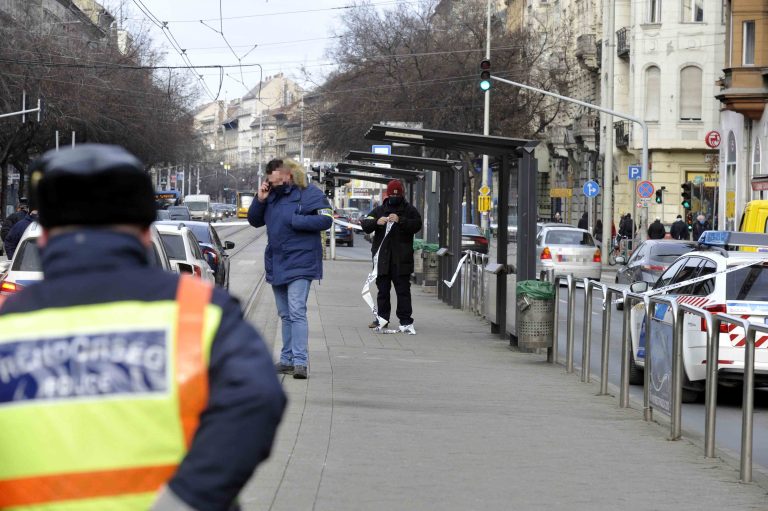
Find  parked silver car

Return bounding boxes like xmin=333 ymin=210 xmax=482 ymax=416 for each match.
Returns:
xmin=536 ymin=225 xmax=602 ymax=280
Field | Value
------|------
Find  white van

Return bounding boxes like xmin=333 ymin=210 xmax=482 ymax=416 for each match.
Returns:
xmin=184 ymin=194 xmax=212 ymax=222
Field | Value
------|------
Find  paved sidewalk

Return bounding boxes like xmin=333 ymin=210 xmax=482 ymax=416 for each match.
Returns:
xmin=241 ymin=260 xmax=768 ymax=511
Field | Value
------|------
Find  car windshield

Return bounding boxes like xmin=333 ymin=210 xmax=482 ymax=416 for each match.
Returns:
xmin=185 ymin=202 xmax=207 ymax=211
xmin=160 ymin=233 xmax=187 ymax=260
xmin=726 ymin=264 xmax=768 ymax=301
xmin=649 ymin=243 xmax=695 ymax=264
xmin=187 ymin=225 xmax=211 ymax=243
xmin=545 ymin=230 xmax=595 ymax=246
xmin=11 ymin=238 xmax=41 ymax=271
xmin=462 ymin=224 xmax=483 ymax=236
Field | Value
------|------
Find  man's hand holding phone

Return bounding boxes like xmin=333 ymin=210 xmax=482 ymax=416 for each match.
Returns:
xmin=257 ymin=182 xmax=271 ymax=202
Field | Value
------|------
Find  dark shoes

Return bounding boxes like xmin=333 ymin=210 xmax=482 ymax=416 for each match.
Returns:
xmin=293 ymin=365 xmax=308 ymax=379
xmin=368 ymin=320 xmax=379 ymax=328
xmin=275 ymin=362 xmax=294 ymax=374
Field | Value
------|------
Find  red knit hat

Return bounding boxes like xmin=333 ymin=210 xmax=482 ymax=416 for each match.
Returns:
xmin=386 ymin=179 xmax=404 ymax=196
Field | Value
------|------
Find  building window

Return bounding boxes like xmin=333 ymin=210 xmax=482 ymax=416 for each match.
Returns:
xmin=644 ymin=66 xmax=661 ymax=121
xmin=743 ymin=21 xmax=756 ymax=65
xmin=682 ymin=0 xmax=704 ymax=21
xmin=679 ymin=66 xmax=702 ymax=121
xmin=648 ymin=0 xmax=662 ymax=23
xmin=726 ymin=131 xmax=737 ymax=229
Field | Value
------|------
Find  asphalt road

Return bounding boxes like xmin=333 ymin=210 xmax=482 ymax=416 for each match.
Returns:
xmin=558 ymin=288 xmax=768 ymax=469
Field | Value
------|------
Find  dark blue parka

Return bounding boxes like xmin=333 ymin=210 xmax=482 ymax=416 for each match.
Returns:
xmin=247 ymin=183 xmax=332 ymax=286
xmin=0 ymin=230 xmax=286 ymax=511
xmin=3 ymin=212 xmax=37 ymax=259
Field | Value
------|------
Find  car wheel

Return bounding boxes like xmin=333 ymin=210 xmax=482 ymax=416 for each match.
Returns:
xmin=629 ymin=349 xmax=643 ymax=385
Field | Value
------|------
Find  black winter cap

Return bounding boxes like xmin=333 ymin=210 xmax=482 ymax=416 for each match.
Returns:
xmin=30 ymin=144 xmax=156 ymax=229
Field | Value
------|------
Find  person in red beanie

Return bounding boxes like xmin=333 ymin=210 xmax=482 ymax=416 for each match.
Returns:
xmin=361 ymin=179 xmax=423 ymax=334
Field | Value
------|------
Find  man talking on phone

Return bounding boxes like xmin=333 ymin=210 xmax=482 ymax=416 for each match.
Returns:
xmin=248 ymin=159 xmax=333 ymax=380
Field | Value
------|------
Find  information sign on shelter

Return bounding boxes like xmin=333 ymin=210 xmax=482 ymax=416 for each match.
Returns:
xmin=479 ymin=185 xmax=490 ymax=196
xmin=549 ymin=188 xmax=573 ymax=198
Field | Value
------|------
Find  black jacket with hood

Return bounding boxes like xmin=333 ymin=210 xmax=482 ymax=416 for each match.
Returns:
xmin=361 ymin=198 xmax=422 ymax=276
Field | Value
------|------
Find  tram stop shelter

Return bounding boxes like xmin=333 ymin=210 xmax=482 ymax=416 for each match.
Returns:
xmin=359 ymin=124 xmax=539 ymax=340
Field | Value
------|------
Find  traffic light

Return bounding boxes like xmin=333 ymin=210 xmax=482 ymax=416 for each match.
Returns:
xmin=655 ymin=189 xmax=663 ymax=204
xmin=681 ymin=182 xmax=692 ymax=209
xmin=686 ymin=211 xmax=693 ymax=232
xmin=479 ymin=59 xmax=491 ymax=91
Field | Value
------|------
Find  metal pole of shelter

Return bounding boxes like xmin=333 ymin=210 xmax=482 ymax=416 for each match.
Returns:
xmin=494 ymin=154 xmax=510 ymax=337
xmin=481 ymin=0 xmax=491 ymax=235
xmin=490 ymin=75 xmax=650 ymax=244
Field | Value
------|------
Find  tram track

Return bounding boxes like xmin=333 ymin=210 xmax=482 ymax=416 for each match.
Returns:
xmin=214 ymin=223 xmax=268 ymax=316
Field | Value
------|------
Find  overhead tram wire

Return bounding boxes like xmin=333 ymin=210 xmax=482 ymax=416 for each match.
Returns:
xmin=130 ymin=0 xmax=219 ymax=101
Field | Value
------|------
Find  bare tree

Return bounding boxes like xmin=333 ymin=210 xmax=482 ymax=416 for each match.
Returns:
xmin=305 ymin=0 xmax=572 ymax=222
xmin=0 ymin=4 xmax=200 ymax=217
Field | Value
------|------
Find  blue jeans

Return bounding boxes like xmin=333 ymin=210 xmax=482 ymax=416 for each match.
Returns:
xmin=272 ymin=278 xmax=312 ymax=367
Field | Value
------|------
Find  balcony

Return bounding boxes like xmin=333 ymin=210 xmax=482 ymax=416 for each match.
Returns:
xmin=614 ymin=121 xmax=631 ymax=149
xmin=575 ymin=33 xmax=598 ymax=71
xmin=573 ymin=113 xmax=598 ymax=151
xmin=715 ymin=67 xmax=768 ymax=120
xmin=616 ymin=27 xmax=630 ymax=60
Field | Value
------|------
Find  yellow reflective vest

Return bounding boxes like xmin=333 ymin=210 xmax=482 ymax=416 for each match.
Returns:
xmin=0 ymin=276 xmax=219 ymax=510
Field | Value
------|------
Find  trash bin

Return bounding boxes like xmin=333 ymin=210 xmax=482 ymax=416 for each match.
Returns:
xmin=422 ymin=243 xmax=439 ymax=286
xmin=516 ymin=280 xmax=555 ymax=349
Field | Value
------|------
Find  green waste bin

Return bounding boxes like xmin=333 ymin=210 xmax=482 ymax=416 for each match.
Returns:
xmin=422 ymin=243 xmax=440 ymax=286
xmin=516 ymin=280 xmax=555 ymax=349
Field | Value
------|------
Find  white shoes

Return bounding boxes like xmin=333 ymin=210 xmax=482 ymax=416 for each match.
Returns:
xmin=398 ymin=324 xmax=417 ymax=335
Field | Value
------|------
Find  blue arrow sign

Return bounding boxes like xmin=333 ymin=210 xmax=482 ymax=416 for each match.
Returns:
xmin=583 ymin=180 xmax=600 ymax=198
xmin=628 ymin=165 xmax=642 ymax=181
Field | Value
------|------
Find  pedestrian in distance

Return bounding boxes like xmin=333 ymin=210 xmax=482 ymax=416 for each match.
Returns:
xmin=249 ymin=158 xmax=333 ymax=380
xmin=647 ymin=217 xmax=666 ymax=240
xmin=692 ymin=214 xmax=712 ymax=241
xmin=619 ymin=213 xmax=634 ymax=239
xmin=0 ymin=198 xmax=28 ymax=243
xmin=0 ymin=144 xmax=286 ymax=511
xmin=577 ymin=212 xmax=588 ymax=230
xmin=553 ymin=211 xmax=562 ymax=223
xmin=670 ymin=214 xmax=689 ymax=240
xmin=361 ymin=179 xmax=423 ymax=334
xmin=593 ymin=219 xmax=603 ymax=243
xmin=3 ymin=207 xmax=38 ymax=259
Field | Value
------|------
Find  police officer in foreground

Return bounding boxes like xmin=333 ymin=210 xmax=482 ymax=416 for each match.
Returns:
xmin=0 ymin=145 xmax=286 ymax=511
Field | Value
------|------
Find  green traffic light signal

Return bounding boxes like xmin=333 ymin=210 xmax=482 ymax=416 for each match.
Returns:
xmin=479 ymin=60 xmax=491 ymax=91
xmin=681 ymin=181 xmax=692 ymax=209
xmin=655 ymin=189 xmax=663 ymax=204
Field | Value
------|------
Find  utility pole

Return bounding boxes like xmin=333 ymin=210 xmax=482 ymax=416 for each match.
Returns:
xmin=480 ymin=0 xmax=492 ymax=234
xmin=258 ymin=110 xmax=263 ymax=189
xmin=601 ymin=0 xmax=616 ymax=261
xmin=300 ymin=96 xmax=305 ymax=164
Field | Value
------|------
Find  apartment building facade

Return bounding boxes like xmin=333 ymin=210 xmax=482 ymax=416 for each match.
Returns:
xmin=610 ymin=0 xmax=725 ymax=229
xmin=716 ymin=0 xmax=768 ymax=229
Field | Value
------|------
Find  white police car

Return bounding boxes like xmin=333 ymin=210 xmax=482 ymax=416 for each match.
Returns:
xmin=629 ymin=231 xmax=768 ymax=402
xmin=0 ymin=223 xmax=174 ymax=300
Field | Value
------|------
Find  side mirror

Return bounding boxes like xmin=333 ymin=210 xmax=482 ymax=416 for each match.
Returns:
xmin=630 ymin=281 xmax=649 ymax=293
xmin=0 ymin=261 xmax=10 ymax=273
xmin=615 ymin=255 xmax=626 ymax=265
xmin=224 ymin=241 xmax=235 ymax=250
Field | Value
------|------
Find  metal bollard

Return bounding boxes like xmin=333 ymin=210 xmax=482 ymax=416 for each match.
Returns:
xmin=566 ymin=274 xmax=576 ymax=373
xmin=643 ymin=295 xmax=653 ymax=422
xmin=581 ymin=279 xmax=593 ymax=383
xmin=599 ymin=284 xmax=612 ymax=396
xmin=551 ymin=275 xmax=562 ymax=364
xmin=619 ymin=290 xmax=635 ymax=409
xmin=740 ymin=321 xmax=768 ymax=482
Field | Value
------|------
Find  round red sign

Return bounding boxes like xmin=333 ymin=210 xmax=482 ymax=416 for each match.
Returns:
xmin=705 ymin=130 xmax=721 ymax=148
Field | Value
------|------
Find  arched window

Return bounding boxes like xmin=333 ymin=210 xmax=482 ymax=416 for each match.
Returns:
xmin=644 ymin=66 xmax=661 ymax=121
xmin=680 ymin=66 xmax=702 ymax=120
xmin=753 ymin=138 xmax=764 ymax=199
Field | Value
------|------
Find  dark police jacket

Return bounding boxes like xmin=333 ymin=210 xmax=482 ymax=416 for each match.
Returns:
xmin=0 ymin=230 xmax=286 ymax=511
xmin=0 ymin=210 xmax=26 ymax=241
xmin=3 ymin=213 xmax=37 ymax=258
xmin=670 ymin=220 xmax=689 ymax=240
xmin=361 ymin=198 xmax=423 ymax=276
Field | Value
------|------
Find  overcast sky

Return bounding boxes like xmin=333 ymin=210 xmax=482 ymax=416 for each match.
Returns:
xmin=111 ymin=1 xmax=407 ymax=105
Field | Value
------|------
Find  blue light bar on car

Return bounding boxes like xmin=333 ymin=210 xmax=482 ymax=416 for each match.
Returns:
xmin=698 ymin=231 xmax=768 ymax=248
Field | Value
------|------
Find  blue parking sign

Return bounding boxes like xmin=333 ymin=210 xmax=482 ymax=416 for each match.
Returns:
xmin=628 ymin=165 xmax=642 ymax=180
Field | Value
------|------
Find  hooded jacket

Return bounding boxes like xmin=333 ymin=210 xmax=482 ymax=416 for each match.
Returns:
xmin=248 ymin=167 xmax=333 ymax=286
xmin=670 ymin=219 xmax=689 ymax=240
xmin=361 ymin=197 xmax=422 ymax=276
xmin=3 ymin=212 xmax=37 ymax=259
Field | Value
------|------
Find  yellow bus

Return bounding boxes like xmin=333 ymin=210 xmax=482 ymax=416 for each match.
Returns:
xmin=237 ymin=191 xmax=255 ymax=218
